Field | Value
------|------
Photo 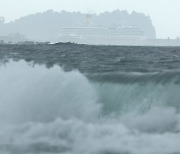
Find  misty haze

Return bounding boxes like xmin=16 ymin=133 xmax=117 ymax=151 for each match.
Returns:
xmin=0 ymin=1 xmax=180 ymax=154
xmin=0 ymin=9 xmax=180 ymax=46
xmin=0 ymin=10 xmax=156 ymax=45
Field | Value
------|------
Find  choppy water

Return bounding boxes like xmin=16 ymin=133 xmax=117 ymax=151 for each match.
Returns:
xmin=1 ymin=43 xmax=180 ymax=154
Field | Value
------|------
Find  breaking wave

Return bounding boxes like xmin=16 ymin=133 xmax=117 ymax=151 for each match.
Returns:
xmin=1 ymin=60 xmax=180 ymax=154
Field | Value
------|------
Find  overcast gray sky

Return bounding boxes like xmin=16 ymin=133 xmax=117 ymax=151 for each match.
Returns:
xmin=0 ymin=0 xmax=179 ymax=38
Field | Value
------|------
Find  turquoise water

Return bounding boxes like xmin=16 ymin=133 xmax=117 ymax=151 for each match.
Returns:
xmin=0 ymin=59 xmax=180 ymax=154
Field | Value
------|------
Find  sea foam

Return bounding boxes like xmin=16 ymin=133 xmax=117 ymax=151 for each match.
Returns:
xmin=0 ymin=60 xmax=180 ymax=154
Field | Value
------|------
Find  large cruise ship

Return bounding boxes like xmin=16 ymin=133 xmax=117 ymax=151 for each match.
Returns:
xmin=58 ymin=25 xmax=146 ymax=45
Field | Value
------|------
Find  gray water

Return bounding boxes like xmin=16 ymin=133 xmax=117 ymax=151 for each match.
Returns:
xmin=0 ymin=43 xmax=180 ymax=154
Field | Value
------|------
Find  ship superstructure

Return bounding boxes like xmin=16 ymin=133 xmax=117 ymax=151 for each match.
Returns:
xmin=58 ymin=13 xmax=148 ymax=45
xmin=59 ymin=25 xmax=146 ymax=45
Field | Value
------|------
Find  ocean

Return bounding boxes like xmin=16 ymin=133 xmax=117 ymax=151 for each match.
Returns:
xmin=0 ymin=43 xmax=180 ymax=154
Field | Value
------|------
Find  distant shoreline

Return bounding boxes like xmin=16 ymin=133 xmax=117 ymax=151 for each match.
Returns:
xmin=1 ymin=38 xmax=180 ymax=47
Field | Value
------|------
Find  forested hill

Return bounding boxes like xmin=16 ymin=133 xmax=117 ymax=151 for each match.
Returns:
xmin=0 ymin=10 xmax=156 ymax=42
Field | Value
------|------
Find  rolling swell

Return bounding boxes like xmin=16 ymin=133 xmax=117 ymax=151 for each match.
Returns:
xmin=1 ymin=60 xmax=180 ymax=123
xmin=89 ymin=71 xmax=180 ymax=116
